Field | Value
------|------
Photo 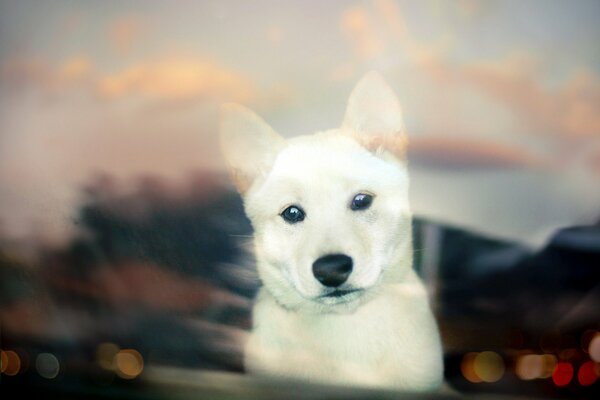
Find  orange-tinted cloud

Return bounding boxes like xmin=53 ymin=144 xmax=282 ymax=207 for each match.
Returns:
xmin=0 ymin=57 xmax=53 ymax=89
xmin=588 ymin=146 xmax=600 ymax=177
xmin=408 ymin=136 xmax=545 ymax=169
xmin=59 ymin=56 xmax=92 ymax=82
xmin=340 ymin=5 xmax=384 ymax=61
xmin=0 ymin=56 xmax=93 ymax=92
xmin=109 ymin=15 xmax=144 ymax=56
xmin=374 ymin=0 xmax=453 ymax=69
xmin=1 ymin=55 xmax=255 ymax=105
xmin=460 ymin=58 xmax=600 ymax=138
xmin=341 ymin=1 xmax=600 ymax=140
xmin=97 ymin=57 xmax=255 ymax=103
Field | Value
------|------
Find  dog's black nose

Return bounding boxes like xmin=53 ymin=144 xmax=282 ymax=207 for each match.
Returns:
xmin=312 ymin=254 xmax=353 ymax=287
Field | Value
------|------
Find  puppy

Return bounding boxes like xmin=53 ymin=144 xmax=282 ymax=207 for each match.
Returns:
xmin=220 ymin=72 xmax=443 ymax=391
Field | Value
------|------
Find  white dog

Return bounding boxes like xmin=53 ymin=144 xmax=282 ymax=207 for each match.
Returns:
xmin=219 ymin=72 xmax=443 ymax=391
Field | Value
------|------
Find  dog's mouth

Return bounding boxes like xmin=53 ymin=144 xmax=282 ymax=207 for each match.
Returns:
xmin=319 ymin=288 xmax=363 ymax=299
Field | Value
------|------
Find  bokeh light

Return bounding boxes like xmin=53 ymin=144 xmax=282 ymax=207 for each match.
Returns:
xmin=515 ymin=353 xmax=557 ymax=380
xmin=115 ymin=349 xmax=143 ymax=379
xmin=552 ymin=362 xmax=574 ymax=387
xmin=473 ymin=351 xmax=505 ymax=383
xmin=460 ymin=352 xmax=482 ymax=383
xmin=577 ymin=360 xmax=599 ymax=386
xmin=515 ymin=354 xmax=542 ymax=380
xmin=1 ymin=350 xmax=21 ymax=376
xmin=539 ymin=354 xmax=558 ymax=379
xmin=589 ymin=334 xmax=600 ymax=362
xmin=35 ymin=352 xmax=60 ymax=379
xmin=96 ymin=342 xmax=120 ymax=370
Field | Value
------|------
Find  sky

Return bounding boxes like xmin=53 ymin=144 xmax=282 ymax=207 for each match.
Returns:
xmin=0 ymin=0 xmax=599 ymax=247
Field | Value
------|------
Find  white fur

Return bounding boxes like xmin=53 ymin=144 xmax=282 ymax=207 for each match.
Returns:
xmin=220 ymin=72 xmax=443 ymax=391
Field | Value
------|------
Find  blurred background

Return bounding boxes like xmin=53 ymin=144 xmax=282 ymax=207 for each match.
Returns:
xmin=1 ymin=0 xmax=599 ymax=398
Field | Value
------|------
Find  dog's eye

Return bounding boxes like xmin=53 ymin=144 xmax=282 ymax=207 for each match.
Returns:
xmin=281 ymin=205 xmax=305 ymax=223
xmin=350 ymin=193 xmax=373 ymax=211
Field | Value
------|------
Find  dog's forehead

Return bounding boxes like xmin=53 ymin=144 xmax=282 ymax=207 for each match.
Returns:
xmin=269 ymin=132 xmax=401 ymax=185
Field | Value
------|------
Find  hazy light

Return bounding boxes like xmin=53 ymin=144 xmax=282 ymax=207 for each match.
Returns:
xmin=539 ymin=354 xmax=558 ymax=379
xmin=577 ymin=360 xmax=599 ymax=386
xmin=460 ymin=352 xmax=482 ymax=383
xmin=515 ymin=354 xmax=543 ymax=380
xmin=552 ymin=362 xmax=574 ymax=387
xmin=589 ymin=334 xmax=600 ymax=362
xmin=1 ymin=350 xmax=21 ymax=376
xmin=36 ymin=353 xmax=60 ymax=379
xmin=473 ymin=351 xmax=505 ymax=383
xmin=515 ymin=353 xmax=557 ymax=380
xmin=115 ymin=349 xmax=143 ymax=379
xmin=96 ymin=342 xmax=120 ymax=370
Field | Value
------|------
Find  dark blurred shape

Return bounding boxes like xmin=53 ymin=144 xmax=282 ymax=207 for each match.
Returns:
xmin=441 ymin=223 xmax=600 ymax=334
xmin=434 ymin=220 xmax=600 ymax=397
xmin=0 ymin=251 xmax=35 ymax=305
xmin=74 ymin=173 xmax=253 ymax=290
xmin=0 ymin=172 xmax=255 ymax=390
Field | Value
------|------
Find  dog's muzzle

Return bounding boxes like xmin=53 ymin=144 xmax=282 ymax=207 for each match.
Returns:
xmin=312 ymin=253 xmax=353 ymax=287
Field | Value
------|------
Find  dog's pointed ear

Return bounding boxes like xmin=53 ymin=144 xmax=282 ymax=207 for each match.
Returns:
xmin=220 ymin=103 xmax=286 ymax=194
xmin=342 ymin=71 xmax=407 ymax=160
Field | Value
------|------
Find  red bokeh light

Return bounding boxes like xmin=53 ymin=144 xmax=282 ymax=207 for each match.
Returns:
xmin=552 ymin=362 xmax=574 ymax=387
xmin=577 ymin=361 xmax=598 ymax=386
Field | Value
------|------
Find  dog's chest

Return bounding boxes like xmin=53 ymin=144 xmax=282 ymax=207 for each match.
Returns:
xmin=247 ymin=284 xmax=443 ymax=388
xmin=253 ymin=285 xmax=431 ymax=363
xmin=292 ymin=309 xmax=390 ymax=363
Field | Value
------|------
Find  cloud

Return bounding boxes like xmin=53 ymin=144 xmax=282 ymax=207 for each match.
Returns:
xmin=59 ymin=56 xmax=92 ymax=82
xmin=408 ymin=136 xmax=545 ymax=170
xmin=0 ymin=57 xmax=53 ymax=90
xmin=0 ymin=56 xmax=94 ymax=94
xmin=405 ymin=49 xmax=600 ymax=140
xmin=0 ymin=53 xmax=255 ymax=245
xmin=1 ymin=55 xmax=255 ymax=105
xmin=559 ymin=70 xmax=600 ymax=138
xmin=459 ymin=57 xmax=600 ymax=139
xmin=340 ymin=5 xmax=384 ymax=61
xmin=0 ymin=91 xmax=223 ymax=245
xmin=591 ymin=150 xmax=600 ymax=177
xmin=337 ymin=0 xmax=456 ymax=82
xmin=97 ymin=57 xmax=255 ymax=103
xmin=340 ymin=1 xmax=600 ymax=140
xmin=373 ymin=0 xmax=453 ymax=68
xmin=109 ymin=15 xmax=144 ymax=56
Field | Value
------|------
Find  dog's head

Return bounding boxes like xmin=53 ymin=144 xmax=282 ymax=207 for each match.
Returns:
xmin=220 ymin=72 xmax=412 ymax=313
